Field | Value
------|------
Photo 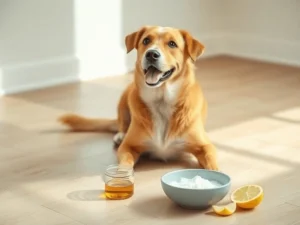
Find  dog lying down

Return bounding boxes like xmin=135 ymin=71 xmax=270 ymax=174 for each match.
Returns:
xmin=59 ymin=26 xmax=218 ymax=171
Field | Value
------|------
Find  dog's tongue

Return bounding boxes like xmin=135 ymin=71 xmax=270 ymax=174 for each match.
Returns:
xmin=145 ymin=66 xmax=162 ymax=85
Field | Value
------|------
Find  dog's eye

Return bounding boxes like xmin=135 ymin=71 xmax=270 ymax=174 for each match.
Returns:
xmin=168 ymin=41 xmax=177 ymax=48
xmin=143 ymin=38 xmax=150 ymax=45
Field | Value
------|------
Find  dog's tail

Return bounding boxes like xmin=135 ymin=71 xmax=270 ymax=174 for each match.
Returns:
xmin=58 ymin=114 xmax=118 ymax=133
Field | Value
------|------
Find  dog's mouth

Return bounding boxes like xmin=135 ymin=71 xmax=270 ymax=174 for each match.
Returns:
xmin=143 ymin=66 xmax=175 ymax=87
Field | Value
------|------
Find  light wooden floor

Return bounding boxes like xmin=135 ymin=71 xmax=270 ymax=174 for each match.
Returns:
xmin=1 ymin=55 xmax=300 ymax=225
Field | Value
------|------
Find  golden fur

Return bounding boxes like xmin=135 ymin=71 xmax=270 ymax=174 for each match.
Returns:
xmin=59 ymin=26 xmax=218 ymax=170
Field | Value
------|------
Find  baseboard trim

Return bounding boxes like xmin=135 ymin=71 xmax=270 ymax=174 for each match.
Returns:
xmin=222 ymin=33 xmax=300 ymax=67
xmin=195 ymin=33 xmax=300 ymax=67
xmin=0 ymin=56 xmax=79 ymax=95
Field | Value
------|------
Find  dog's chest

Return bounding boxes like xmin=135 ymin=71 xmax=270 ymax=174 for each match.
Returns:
xmin=150 ymin=100 xmax=173 ymax=146
xmin=141 ymin=83 xmax=185 ymax=159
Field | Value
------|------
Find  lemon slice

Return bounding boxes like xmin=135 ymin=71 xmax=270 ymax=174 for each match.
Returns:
xmin=231 ymin=184 xmax=264 ymax=209
xmin=212 ymin=202 xmax=236 ymax=216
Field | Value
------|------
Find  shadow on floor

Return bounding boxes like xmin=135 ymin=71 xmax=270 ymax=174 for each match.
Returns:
xmin=67 ymin=189 xmax=106 ymax=201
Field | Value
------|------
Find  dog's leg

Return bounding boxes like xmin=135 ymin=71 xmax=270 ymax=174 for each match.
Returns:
xmin=113 ymin=85 xmax=132 ymax=149
xmin=116 ymin=123 xmax=148 ymax=167
xmin=113 ymin=111 xmax=130 ymax=148
xmin=186 ymin=143 xmax=218 ymax=171
xmin=185 ymin=127 xmax=219 ymax=171
xmin=117 ymin=142 xmax=141 ymax=167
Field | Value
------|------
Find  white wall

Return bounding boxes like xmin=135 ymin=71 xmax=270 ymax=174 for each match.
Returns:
xmin=0 ymin=0 xmax=78 ymax=95
xmin=220 ymin=0 xmax=300 ymax=66
xmin=0 ymin=0 xmax=299 ymax=95
xmin=74 ymin=0 xmax=126 ymax=80
xmin=0 ymin=0 xmax=218 ymax=95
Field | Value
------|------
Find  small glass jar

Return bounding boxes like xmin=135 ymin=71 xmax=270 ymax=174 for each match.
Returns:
xmin=104 ymin=164 xmax=134 ymax=200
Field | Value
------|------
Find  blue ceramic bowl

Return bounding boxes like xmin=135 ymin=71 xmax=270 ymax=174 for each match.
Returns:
xmin=161 ymin=169 xmax=231 ymax=209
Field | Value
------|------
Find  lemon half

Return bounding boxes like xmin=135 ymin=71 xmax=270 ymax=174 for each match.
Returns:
xmin=231 ymin=184 xmax=264 ymax=209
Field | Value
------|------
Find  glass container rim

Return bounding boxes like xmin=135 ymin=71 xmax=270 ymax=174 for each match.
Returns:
xmin=105 ymin=164 xmax=134 ymax=178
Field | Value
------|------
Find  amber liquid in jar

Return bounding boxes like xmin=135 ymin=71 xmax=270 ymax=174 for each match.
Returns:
xmin=104 ymin=164 xmax=134 ymax=200
xmin=105 ymin=179 xmax=134 ymax=200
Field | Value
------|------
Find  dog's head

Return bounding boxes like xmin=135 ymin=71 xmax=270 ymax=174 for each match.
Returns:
xmin=125 ymin=26 xmax=205 ymax=88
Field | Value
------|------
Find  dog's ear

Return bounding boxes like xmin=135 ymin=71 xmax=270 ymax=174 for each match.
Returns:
xmin=125 ymin=27 xmax=148 ymax=53
xmin=180 ymin=30 xmax=205 ymax=62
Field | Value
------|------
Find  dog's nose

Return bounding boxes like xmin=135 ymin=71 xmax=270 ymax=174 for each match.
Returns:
xmin=146 ymin=50 xmax=161 ymax=62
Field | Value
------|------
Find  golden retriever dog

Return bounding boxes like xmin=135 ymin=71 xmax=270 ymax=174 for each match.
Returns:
xmin=59 ymin=26 xmax=218 ymax=171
